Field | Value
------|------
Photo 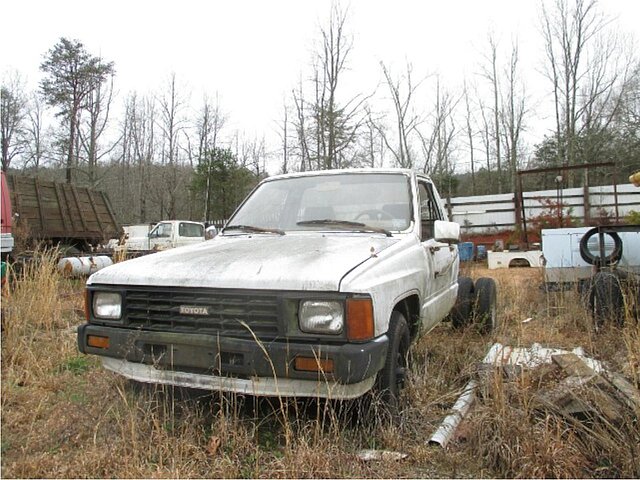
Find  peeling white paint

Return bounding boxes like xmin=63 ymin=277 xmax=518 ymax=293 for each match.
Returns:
xmin=89 ymin=233 xmax=399 ymax=292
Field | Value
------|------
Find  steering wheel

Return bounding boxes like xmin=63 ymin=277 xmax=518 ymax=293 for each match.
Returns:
xmin=354 ymin=209 xmax=394 ymax=222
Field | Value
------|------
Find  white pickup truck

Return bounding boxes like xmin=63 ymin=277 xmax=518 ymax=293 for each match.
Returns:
xmin=78 ymin=169 xmax=496 ymax=408
xmin=116 ymin=220 xmax=205 ymax=253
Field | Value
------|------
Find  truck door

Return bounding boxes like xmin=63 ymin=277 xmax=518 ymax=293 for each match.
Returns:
xmin=177 ymin=222 xmax=205 ymax=247
xmin=418 ymin=180 xmax=456 ymax=329
xmin=148 ymin=222 xmax=174 ymax=250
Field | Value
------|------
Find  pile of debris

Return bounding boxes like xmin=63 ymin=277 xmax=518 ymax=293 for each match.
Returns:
xmin=430 ymin=342 xmax=640 ymax=448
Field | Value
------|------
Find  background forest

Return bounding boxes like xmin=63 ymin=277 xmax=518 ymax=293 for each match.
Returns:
xmin=2 ymin=0 xmax=639 ymax=225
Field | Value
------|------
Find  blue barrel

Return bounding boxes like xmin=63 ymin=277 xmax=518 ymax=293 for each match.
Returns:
xmin=459 ymin=242 xmax=474 ymax=262
xmin=476 ymin=244 xmax=487 ymax=261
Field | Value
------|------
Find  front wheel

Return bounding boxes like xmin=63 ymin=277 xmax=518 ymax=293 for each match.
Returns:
xmin=377 ymin=311 xmax=410 ymax=418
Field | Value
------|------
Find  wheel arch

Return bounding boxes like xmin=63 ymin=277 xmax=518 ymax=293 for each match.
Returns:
xmin=392 ymin=293 xmax=421 ymax=339
xmin=508 ymin=257 xmax=531 ymax=268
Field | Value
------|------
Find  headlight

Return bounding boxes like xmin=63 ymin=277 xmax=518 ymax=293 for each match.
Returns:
xmin=299 ymin=300 xmax=343 ymax=334
xmin=93 ymin=292 xmax=122 ymax=319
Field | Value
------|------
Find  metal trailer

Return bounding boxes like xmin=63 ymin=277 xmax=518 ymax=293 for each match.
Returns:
xmin=578 ymin=225 xmax=640 ymax=329
xmin=542 ymin=226 xmax=640 ymax=284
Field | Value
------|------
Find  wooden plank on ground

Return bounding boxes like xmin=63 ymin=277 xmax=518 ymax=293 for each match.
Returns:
xmin=552 ymin=353 xmax=597 ymax=379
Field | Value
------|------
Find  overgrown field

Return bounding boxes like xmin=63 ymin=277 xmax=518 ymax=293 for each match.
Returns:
xmin=1 ymin=252 xmax=639 ymax=478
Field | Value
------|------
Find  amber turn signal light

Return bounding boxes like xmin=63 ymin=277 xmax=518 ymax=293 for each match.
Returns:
xmin=294 ymin=356 xmax=334 ymax=373
xmin=87 ymin=335 xmax=110 ymax=349
xmin=346 ymin=298 xmax=374 ymax=341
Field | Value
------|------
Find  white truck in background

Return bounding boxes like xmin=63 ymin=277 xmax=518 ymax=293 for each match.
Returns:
xmin=115 ymin=220 xmax=205 ymax=253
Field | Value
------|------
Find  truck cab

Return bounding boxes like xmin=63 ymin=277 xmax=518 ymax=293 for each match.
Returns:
xmin=117 ymin=221 xmax=205 ymax=253
xmin=147 ymin=220 xmax=205 ymax=251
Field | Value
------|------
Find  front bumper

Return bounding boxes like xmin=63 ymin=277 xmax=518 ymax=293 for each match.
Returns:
xmin=77 ymin=324 xmax=388 ymax=397
xmin=100 ymin=357 xmax=378 ymax=399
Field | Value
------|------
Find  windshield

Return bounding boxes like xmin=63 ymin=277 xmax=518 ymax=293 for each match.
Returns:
xmin=226 ymin=173 xmax=412 ymax=234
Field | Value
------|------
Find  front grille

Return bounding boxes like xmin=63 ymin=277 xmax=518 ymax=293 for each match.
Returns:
xmin=122 ymin=287 xmax=281 ymax=339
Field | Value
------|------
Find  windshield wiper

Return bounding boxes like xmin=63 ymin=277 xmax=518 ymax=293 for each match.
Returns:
xmin=223 ymin=224 xmax=285 ymax=235
xmin=296 ymin=219 xmax=392 ymax=237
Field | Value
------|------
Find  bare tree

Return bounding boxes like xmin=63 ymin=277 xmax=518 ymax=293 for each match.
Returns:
xmin=78 ymin=74 xmax=116 ymax=186
xmin=417 ymin=79 xmax=459 ymax=216
xmin=417 ymin=78 xmax=459 ymax=177
xmin=120 ymin=93 xmax=156 ymax=222
xmin=479 ymin=34 xmax=503 ymax=192
xmin=290 ymin=3 xmax=364 ymax=171
xmin=1 ymin=71 xmax=28 ymax=171
xmin=21 ymin=93 xmax=49 ymax=171
xmin=319 ymin=3 xmax=349 ymax=168
xmin=157 ymin=73 xmax=188 ymax=218
xmin=540 ymin=0 xmax=601 ymax=169
xmin=379 ymin=62 xmax=423 ymax=168
xmin=477 ymin=98 xmax=494 ymax=194
xmin=500 ymin=40 xmax=527 ymax=192
xmin=291 ymin=79 xmax=311 ymax=171
xmin=462 ymin=81 xmax=477 ymax=194
xmin=193 ymin=94 xmax=226 ymax=221
xmin=361 ymin=106 xmax=386 ymax=168
xmin=278 ymin=101 xmax=290 ymax=174
xmin=540 ymin=0 xmax=640 ymax=189
xmin=196 ymin=93 xmax=225 ymax=163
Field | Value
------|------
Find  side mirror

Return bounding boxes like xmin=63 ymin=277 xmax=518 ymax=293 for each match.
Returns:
xmin=434 ymin=220 xmax=460 ymax=244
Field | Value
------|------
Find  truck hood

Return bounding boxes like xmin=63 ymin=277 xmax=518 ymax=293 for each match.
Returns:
xmin=89 ymin=234 xmax=400 ymax=291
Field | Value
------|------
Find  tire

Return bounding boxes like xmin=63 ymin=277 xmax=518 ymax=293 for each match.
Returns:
xmin=590 ymin=271 xmax=625 ymax=330
xmin=579 ymin=228 xmax=623 ymax=266
xmin=377 ymin=311 xmax=410 ymax=418
xmin=474 ymin=277 xmax=498 ymax=334
xmin=450 ymin=277 xmax=475 ymax=328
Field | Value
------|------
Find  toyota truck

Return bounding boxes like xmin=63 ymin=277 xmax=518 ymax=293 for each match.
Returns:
xmin=77 ymin=169 xmax=496 ymax=407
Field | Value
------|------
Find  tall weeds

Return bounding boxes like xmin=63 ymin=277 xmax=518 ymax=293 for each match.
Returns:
xmin=2 ymin=263 xmax=638 ymax=478
xmin=2 ymin=247 xmax=80 ymax=383
xmin=463 ymin=269 xmax=640 ymax=478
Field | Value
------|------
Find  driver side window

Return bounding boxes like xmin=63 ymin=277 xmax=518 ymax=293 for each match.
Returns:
xmin=418 ymin=181 xmax=442 ymax=241
xmin=151 ymin=223 xmax=172 ymax=238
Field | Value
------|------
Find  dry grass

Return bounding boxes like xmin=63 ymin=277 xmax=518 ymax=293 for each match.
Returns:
xmin=461 ymin=265 xmax=640 ymax=478
xmin=1 ymin=256 xmax=638 ymax=478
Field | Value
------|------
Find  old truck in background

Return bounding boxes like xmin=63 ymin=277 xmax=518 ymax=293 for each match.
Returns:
xmin=5 ymin=173 xmax=120 ymax=253
xmin=3 ymin=173 xmax=206 ymax=279
xmin=114 ymin=221 xmax=205 ymax=254
xmin=78 ymin=168 xmax=498 ymax=412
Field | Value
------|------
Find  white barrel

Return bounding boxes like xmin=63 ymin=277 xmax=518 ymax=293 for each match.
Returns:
xmin=57 ymin=256 xmax=113 ymax=277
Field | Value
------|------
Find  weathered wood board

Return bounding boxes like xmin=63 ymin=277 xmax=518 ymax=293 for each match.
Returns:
xmin=6 ymin=174 xmax=120 ymax=243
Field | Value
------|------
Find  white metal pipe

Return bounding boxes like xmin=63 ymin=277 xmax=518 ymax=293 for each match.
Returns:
xmin=429 ymin=342 xmax=505 ymax=447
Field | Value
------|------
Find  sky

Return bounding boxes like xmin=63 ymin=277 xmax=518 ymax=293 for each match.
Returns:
xmin=2 ymin=0 xmax=639 ymax=172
